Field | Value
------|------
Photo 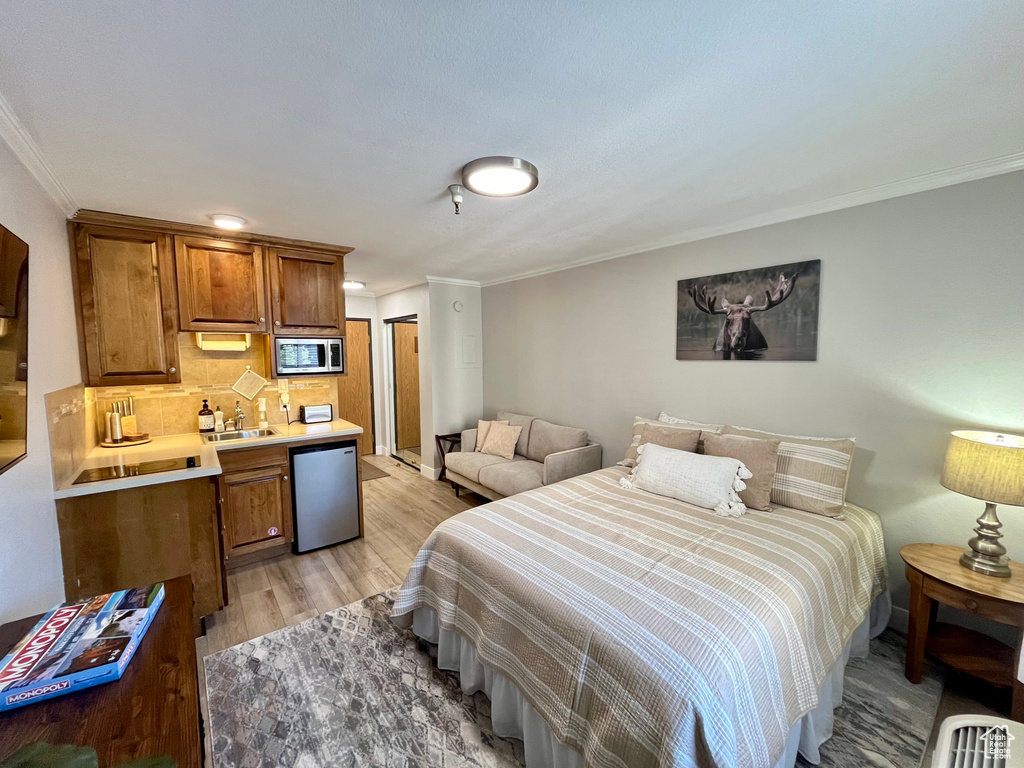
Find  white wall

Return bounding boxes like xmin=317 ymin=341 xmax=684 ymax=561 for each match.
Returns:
xmin=0 ymin=139 xmax=80 ymax=623
xmin=427 ymin=279 xmax=484 ymax=468
xmin=482 ymin=171 xmax=1024 ymax=631
xmin=344 ymin=294 xmax=386 ymax=453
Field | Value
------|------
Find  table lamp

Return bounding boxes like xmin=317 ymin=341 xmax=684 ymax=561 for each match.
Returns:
xmin=940 ymin=430 xmax=1024 ymax=578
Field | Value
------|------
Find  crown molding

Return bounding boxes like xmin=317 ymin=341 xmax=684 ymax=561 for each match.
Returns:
xmin=425 ymin=275 xmax=481 ymax=287
xmin=344 ymin=289 xmax=377 ymax=298
xmin=481 ymin=151 xmax=1024 ymax=288
xmin=0 ymin=90 xmax=77 ymax=215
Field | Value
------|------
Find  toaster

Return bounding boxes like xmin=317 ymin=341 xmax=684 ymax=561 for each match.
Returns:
xmin=298 ymin=404 xmax=333 ymax=424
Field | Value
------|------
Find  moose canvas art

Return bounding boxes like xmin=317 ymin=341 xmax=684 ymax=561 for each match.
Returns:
xmin=676 ymin=259 xmax=820 ymax=361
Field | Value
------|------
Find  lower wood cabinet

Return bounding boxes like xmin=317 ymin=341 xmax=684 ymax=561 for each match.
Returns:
xmin=217 ymin=445 xmax=293 ymax=566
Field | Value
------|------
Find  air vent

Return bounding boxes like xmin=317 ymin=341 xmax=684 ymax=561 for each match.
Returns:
xmin=931 ymin=715 xmax=1021 ymax=768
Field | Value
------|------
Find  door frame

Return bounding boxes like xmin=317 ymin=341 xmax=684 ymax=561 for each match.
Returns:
xmin=384 ymin=314 xmax=419 ymax=468
xmin=343 ymin=317 xmax=375 ymax=455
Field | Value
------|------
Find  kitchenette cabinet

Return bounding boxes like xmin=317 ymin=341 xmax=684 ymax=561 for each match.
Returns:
xmin=68 ymin=223 xmax=181 ymax=387
xmin=267 ymin=247 xmax=346 ymax=336
xmin=174 ymin=236 xmax=267 ymax=332
xmin=66 ymin=211 xmax=354 ymax=387
xmin=217 ymin=445 xmax=294 ymax=566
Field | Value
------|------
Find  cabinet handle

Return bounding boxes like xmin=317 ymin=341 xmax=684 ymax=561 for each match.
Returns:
xmin=259 ymin=317 xmax=265 ymax=323
xmin=219 ymin=498 xmax=225 ymax=504
xmin=283 ymin=475 xmax=289 ymax=481
xmin=274 ymin=320 xmax=281 ymax=327
xmin=169 ymin=366 xmax=176 ymax=374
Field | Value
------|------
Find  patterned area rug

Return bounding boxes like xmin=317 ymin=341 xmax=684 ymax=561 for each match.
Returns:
xmin=205 ymin=592 xmax=942 ymax=768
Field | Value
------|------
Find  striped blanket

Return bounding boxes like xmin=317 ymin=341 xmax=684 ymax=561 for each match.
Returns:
xmin=392 ymin=467 xmax=887 ymax=768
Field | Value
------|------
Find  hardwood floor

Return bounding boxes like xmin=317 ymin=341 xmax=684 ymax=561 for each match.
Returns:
xmin=199 ymin=454 xmax=478 ymax=657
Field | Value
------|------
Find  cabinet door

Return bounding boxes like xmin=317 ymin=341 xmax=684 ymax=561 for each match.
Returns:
xmin=175 ymin=236 xmax=267 ymax=332
xmin=267 ymin=248 xmax=345 ymax=336
xmin=70 ymin=224 xmax=180 ymax=386
xmin=218 ymin=465 xmax=293 ymax=559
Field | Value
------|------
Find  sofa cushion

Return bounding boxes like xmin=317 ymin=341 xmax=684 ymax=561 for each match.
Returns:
xmin=497 ymin=411 xmax=535 ymax=456
xmin=479 ymin=459 xmax=545 ymax=497
xmin=445 ymin=450 xmax=507 ymax=482
xmin=527 ymin=419 xmax=589 ymax=462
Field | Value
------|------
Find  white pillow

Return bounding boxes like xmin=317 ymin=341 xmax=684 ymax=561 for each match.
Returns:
xmin=658 ymin=411 xmax=724 ymax=434
xmin=620 ymin=442 xmax=752 ymax=517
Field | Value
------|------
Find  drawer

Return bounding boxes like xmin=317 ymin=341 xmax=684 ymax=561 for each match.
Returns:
xmin=923 ymin=575 xmax=1024 ymax=626
xmin=217 ymin=444 xmax=289 ymax=473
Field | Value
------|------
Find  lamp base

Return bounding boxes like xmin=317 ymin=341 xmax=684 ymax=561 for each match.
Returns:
xmin=959 ymin=502 xmax=1012 ymax=578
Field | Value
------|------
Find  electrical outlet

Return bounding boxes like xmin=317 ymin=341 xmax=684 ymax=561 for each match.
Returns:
xmin=280 ymin=392 xmax=291 ymax=411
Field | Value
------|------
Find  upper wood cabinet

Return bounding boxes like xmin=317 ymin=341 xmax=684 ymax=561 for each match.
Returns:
xmin=267 ymin=248 xmax=346 ymax=336
xmin=69 ymin=223 xmax=181 ymax=387
xmin=174 ymin=236 xmax=267 ymax=332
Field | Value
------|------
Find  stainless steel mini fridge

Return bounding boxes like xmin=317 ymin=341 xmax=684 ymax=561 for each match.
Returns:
xmin=290 ymin=441 xmax=361 ymax=552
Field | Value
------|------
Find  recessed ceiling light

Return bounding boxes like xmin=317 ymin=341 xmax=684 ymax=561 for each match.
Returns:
xmin=462 ymin=157 xmax=539 ymax=197
xmin=343 ymin=279 xmax=366 ymax=291
xmin=210 ymin=214 xmax=246 ymax=230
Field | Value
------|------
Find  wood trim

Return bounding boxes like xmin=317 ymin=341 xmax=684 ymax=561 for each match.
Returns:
xmin=71 ymin=209 xmax=353 ymax=257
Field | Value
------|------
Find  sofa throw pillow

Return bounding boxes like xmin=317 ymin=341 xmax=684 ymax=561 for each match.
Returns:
xmin=702 ymin=433 xmax=780 ymax=511
xmin=475 ymin=419 xmax=509 ymax=452
xmin=620 ymin=442 xmax=752 ymax=517
xmin=618 ymin=419 xmax=701 ymax=467
xmin=479 ymin=422 xmax=523 ymax=461
xmin=721 ymin=425 xmax=855 ymax=518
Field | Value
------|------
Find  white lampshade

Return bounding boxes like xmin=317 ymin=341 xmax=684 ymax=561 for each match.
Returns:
xmin=940 ymin=430 xmax=1024 ymax=506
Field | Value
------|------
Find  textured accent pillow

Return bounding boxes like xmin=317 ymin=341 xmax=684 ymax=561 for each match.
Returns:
xmin=618 ymin=419 xmax=701 ymax=467
xmin=479 ymin=422 xmax=523 ymax=461
xmin=475 ymin=420 xmax=509 ymax=452
xmin=721 ymin=425 xmax=856 ymax=518
xmin=620 ymin=442 xmax=752 ymax=517
xmin=702 ymin=433 xmax=780 ymax=512
xmin=658 ymin=412 xmax=725 ymax=434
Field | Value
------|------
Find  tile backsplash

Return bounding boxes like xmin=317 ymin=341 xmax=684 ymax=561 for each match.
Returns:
xmin=44 ymin=383 xmax=96 ymax=487
xmin=88 ymin=333 xmax=339 ymax=439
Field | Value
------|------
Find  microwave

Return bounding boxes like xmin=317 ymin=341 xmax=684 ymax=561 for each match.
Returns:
xmin=274 ymin=337 xmax=345 ymax=376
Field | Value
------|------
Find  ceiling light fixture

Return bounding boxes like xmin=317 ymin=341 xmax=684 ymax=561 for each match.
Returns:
xmin=462 ymin=156 xmax=539 ymax=197
xmin=343 ymin=278 xmax=366 ymax=291
xmin=210 ymin=214 xmax=246 ymax=230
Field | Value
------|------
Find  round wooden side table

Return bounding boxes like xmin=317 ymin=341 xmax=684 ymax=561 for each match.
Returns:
xmin=900 ymin=542 xmax=1024 ymax=721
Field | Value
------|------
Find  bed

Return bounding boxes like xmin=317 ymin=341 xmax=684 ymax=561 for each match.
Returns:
xmin=391 ymin=466 xmax=889 ymax=768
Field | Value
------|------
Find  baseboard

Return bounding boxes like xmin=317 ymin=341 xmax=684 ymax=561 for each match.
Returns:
xmin=888 ymin=605 xmax=909 ymax=634
xmin=375 ymin=446 xmax=388 ymax=456
xmin=420 ymin=463 xmax=441 ymax=481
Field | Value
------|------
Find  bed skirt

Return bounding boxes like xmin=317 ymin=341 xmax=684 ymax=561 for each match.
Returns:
xmin=410 ymin=590 xmax=892 ymax=768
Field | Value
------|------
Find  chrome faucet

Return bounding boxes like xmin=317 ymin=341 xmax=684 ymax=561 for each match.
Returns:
xmin=234 ymin=401 xmax=245 ymax=432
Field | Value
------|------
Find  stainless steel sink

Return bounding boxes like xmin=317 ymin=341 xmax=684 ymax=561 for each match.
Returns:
xmin=204 ymin=428 xmax=280 ymax=443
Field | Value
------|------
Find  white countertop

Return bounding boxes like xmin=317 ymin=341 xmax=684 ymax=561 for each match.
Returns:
xmin=54 ymin=419 xmax=363 ymax=500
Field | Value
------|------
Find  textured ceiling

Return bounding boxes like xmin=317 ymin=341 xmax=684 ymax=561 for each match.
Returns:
xmin=2 ymin=1 xmax=1023 ymax=294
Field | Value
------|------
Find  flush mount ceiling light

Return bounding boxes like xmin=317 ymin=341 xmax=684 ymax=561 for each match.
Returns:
xmin=342 ymin=276 xmax=366 ymax=291
xmin=462 ymin=156 xmax=539 ymax=197
xmin=210 ymin=214 xmax=246 ymax=230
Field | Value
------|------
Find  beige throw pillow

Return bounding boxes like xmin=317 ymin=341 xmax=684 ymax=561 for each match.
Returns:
xmin=479 ymin=422 xmax=523 ymax=460
xmin=475 ymin=419 xmax=509 ymax=452
xmin=702 ymin=433 xmax=780 ymax=512
xmin=721 ymin=425 xmax=856 ymax=518
xmin=619 ymin=418 xmax=701 ymax=467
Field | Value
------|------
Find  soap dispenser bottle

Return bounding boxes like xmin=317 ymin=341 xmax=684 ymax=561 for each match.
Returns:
xmin=214 ymin=406 xmax=225 ymax=433
xmin=198 ymin=399 xmax=215 ymax=433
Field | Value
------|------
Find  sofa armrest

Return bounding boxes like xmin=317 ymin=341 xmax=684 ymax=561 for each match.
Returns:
xmin=461 ymin=428 xmax=478 ymax=453
xmin=543 ymin=443 xmax=603 ymax=486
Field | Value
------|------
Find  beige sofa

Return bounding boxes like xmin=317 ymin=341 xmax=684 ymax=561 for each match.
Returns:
xmin=445 ymin=411 xmax=603 ymax=500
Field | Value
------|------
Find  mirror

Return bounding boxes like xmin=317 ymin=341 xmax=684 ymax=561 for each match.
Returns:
xmin=0 ymin=222 xmax=28 ymax=475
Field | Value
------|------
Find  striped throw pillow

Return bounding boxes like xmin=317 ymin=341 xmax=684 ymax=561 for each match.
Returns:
xmin=721 ymin=425 xmax=855 ymax=518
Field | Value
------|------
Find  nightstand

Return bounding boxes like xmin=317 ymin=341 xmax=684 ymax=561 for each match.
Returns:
xmin=901 ymin=543 xmax=1024 ymax=721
